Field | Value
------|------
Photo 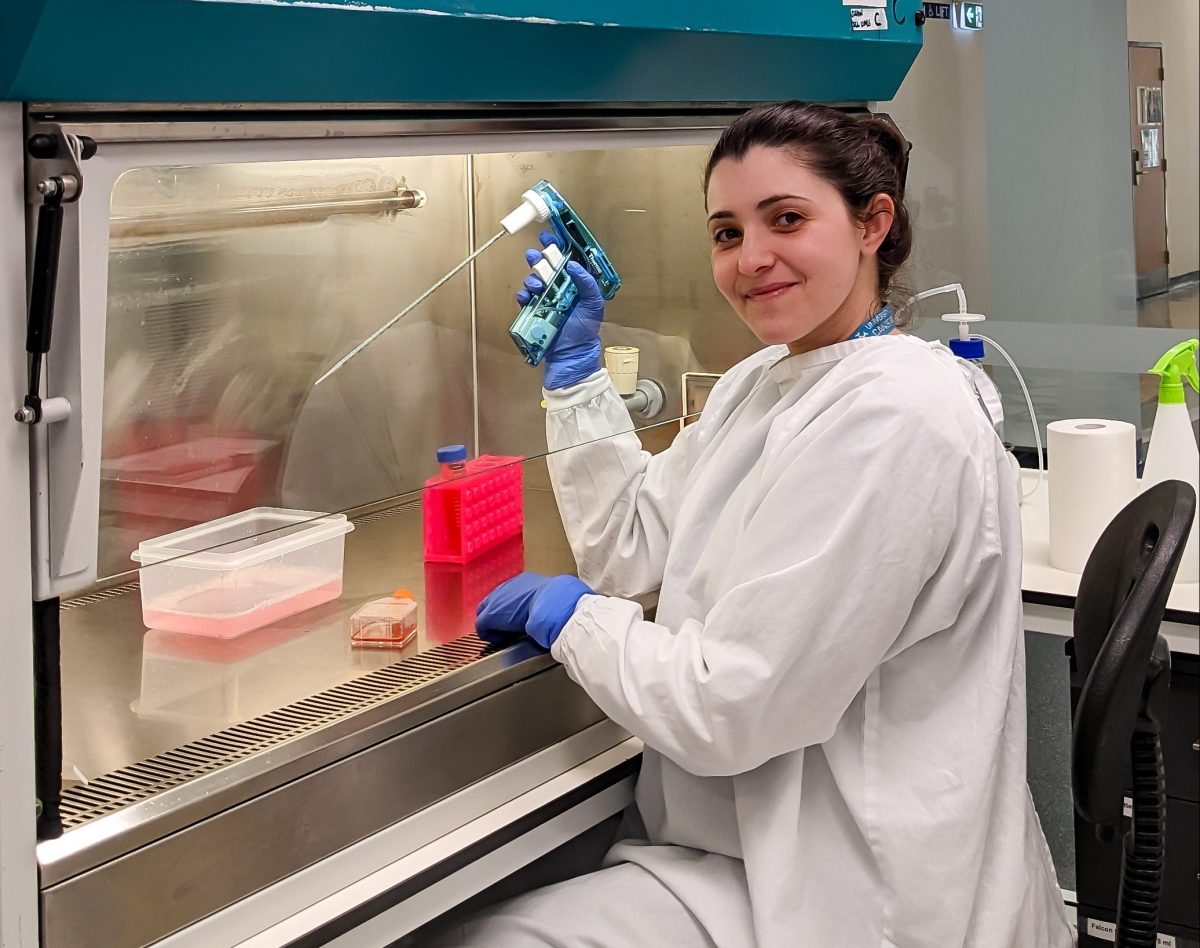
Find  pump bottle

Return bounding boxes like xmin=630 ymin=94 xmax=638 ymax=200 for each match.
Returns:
xmin=1141 ymin=339 xmax=1199 ymax=583
xmin=944 ymin=315 xmax=1024 ymax=498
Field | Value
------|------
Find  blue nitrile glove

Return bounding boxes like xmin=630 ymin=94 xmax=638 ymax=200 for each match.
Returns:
xmin=526 ymin=574 xmax=593 ymax=648
xmin=476 ymin=571 xmax=593 ymax=650
xmin=474 ymin=572 xmax=548 ymax=647
xmin=516 ymin=231 xmax=607 ymax=390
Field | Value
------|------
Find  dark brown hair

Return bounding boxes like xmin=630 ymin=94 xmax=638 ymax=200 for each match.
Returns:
xmin=703 ymin=101 xmax=913 ymax=311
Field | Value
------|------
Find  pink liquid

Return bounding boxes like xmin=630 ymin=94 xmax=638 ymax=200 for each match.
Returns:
xmin=351 ymin=618 xmax=418 ymax=649
xmin=143 ymin=578 xmax=343 ymax=639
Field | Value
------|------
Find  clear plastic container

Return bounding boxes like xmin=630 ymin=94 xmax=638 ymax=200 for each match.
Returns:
xmin=131 ymin=507 xmax=354 ymax=638
xmin=350 ymin=588 xmax=418 ymax=649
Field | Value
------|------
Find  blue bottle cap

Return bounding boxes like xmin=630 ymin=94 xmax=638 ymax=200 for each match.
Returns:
xmin=949 ymin=337 xmax=985 ymax=361
xmin=436 ymin=444 xmax=468 ymax=463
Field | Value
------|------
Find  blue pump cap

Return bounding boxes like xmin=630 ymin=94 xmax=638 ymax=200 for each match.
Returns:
xmin=436 ymin=444 xmax=468 ymax=463
xmin=949 ymin=337 xmax=985 ymax=361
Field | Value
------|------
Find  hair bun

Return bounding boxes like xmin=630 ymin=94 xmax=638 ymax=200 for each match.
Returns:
xmin=860 ymin=115 xmax=911 ymax=196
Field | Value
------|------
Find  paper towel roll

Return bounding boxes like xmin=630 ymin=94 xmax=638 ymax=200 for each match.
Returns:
xmin=1048 ymin=419 xmax=1138 ymax=573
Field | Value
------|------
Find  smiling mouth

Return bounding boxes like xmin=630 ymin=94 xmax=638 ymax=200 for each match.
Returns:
xmin=744 ymin=283 xmax=795 ymax=301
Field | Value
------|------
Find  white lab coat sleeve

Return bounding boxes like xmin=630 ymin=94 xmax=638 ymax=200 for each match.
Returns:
xmin=544 ymin=369 xmax=700 ymax=597
xmin=551 ymin=383 xmax=999 ymax=778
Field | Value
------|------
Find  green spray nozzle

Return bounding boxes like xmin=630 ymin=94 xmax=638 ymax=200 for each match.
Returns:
xmin=1149 ymin=339 xmax=1200 ymax=404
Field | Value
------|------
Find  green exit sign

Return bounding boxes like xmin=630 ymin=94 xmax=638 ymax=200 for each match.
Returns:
xmin=955 ymin=2 xmax=984 ymax=29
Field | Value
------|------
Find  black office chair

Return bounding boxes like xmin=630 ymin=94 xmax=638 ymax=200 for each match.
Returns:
xmin=1071 ymin=479 xmax=1196 ymax=948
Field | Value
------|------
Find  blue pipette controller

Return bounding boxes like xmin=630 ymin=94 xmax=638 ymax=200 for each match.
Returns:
xmin=499 ymin=180 xmax=621 ymax=367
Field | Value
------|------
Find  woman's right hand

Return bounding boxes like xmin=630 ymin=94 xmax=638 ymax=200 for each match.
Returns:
xmin=517 ymin=231 xmax=607 ymax=390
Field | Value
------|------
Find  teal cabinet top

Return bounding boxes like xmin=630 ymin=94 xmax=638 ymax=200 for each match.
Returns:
xmin=2 ymin=0 xmax=924 ymax=104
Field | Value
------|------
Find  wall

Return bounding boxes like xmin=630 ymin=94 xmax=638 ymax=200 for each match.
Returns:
xmin=982 ymin=0 xmax=1147 ymax=446
xmin=876 ymin=14 xmax=991 ymax=321
xmin=1128 ymin=0 xmax=1200 ymax=277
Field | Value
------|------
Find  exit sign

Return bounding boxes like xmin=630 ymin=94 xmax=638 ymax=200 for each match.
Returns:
xmin=955 ymin=2 xmax=984 ymax=29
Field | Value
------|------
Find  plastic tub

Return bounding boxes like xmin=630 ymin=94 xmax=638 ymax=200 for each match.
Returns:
xmin=131 ymin=507 xmax=354 ymax=638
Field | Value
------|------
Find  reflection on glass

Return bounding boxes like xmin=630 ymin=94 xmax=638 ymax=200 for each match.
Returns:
xmin=100 ymin=145 xmax=756 ymax=584
xmin=77 ymin=139 xmax=761 ymax=789
xmin=101 ymin=156 xmax=473 ymax=578
xmin=424 ymin=536 xmax=526 ymax=645
xmin=135 ymin=598 xmax=400 ymax=729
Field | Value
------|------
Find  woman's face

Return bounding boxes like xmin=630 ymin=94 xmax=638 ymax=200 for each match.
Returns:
xmin=705 ymin=145 xmax=890 ymax=354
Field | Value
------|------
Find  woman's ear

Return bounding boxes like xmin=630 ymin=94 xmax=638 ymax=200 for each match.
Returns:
xmin=861 ymin=194 xmax=895 ymax=256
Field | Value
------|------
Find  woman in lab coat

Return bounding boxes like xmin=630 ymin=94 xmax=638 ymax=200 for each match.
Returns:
xmin=433 ymin=102 xmax=1074 ymax=947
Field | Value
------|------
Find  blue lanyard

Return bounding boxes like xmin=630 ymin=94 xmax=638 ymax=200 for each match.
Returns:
xmin=848 ymin=304 xmax=895 ymax=340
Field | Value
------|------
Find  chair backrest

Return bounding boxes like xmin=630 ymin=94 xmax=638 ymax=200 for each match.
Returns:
xmin=1071 ymin=479 xmax=1196 ymax=837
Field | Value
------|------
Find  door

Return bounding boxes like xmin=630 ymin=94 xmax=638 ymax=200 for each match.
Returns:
xmin=1128 ymin=43 xmax=1169 ymax=299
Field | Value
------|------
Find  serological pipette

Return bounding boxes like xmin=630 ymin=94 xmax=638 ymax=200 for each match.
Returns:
xmin=314 ymin=188 xmax=557 ymax=386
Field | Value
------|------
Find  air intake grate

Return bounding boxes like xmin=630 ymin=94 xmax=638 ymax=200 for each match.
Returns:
xmin=352 ymin=499 xmax=421 ymax=525
xmin=58 ymin=636 xmax=489 ymax=828
xmin=60 ymin=580 xmax=141 ymax=610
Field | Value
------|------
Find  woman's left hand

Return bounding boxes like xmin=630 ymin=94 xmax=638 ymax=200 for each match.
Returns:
xmin=476 ymin=571 xmax=594 ymax=649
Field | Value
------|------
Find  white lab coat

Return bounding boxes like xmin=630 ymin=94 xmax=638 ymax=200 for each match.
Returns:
xmin=537 ymin=335 xmax=1074 ymax=948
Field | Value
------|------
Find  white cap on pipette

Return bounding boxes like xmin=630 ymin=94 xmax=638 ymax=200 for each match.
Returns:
xmin=499 ymin=189 xmax=552 ymax=235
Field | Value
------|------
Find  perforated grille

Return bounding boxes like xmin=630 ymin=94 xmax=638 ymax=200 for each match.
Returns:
xmin=58 ymin=636 xmax=488 ymax=828
xmin=60 ymin=581 xmax=140 ymax=610
xmin=352 ymin=499 xmax=421 ymax=525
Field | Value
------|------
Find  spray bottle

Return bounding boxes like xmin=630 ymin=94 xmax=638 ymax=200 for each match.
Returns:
xmin=1141 ymin=339 xmax=1199 ymax=582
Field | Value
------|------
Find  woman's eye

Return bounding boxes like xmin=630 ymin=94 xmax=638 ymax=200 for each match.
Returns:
xmin=712 ymin=227 xmax=740 ymax=245
xmin=775 ymin=211 xmax=805 ymax=228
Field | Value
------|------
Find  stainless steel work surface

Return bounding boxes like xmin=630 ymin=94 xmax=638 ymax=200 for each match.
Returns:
xmin=41 ymin=669 xmax=611 ymax=948
xmin=39 ymin=470 xmax=640 ymax=947
xmin=59 ymin=477 xmax=576 ymax=785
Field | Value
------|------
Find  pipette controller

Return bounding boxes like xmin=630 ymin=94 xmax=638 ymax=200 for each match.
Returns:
xmin=504 ymin=181 xmax=622 ymax=366
xmin=314 ymin=180 xmax=619 ymax=385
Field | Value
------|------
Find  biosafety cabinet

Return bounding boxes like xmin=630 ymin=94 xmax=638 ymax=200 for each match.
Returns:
xmin=0 ymin=4 xmax=924 ymax=945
